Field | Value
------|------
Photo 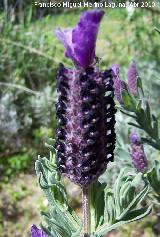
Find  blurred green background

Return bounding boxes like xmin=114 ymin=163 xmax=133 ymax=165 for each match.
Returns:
xmin=0 ymin=0 xmax=160 ymax=236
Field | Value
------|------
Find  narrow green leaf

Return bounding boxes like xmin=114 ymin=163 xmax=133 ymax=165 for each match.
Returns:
xmin=131 ymin=173 xmax=142 ymax=188
xmin=141 ymin=137 xmax=160 ymax=150
xmin=128 ymin=122 xmax=142 ymax=129
xmin=95 ymin=205 xmax=152 ymax=237
xmin=136 ymin=99 xmax=142 ymax=111
xmin=120 ymin=110 xmax=136 ymax=119
xmin=152 ymin=114 xmax=159 ymax=140
xmin=137 ymin=77 xmax=144 ymax=97
xmin=114 ymin=168 xmax=127 ymax=216
xmin=117 ymin=183 xmax=150 ymax=220
xmin=145 ymin=102 xmax=151 ymax=125
xmin=121 ymin=205 xmax=152 ymax=221
xmin=90 ymin=181 xmax=106 ymax=230
xmin=106 ymin=190 xmax=116 ymax=224
xmin=122 ymin=91 xmax=136 ymax=112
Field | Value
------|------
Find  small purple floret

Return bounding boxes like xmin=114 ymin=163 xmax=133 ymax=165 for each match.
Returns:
xmin=128 ymin=60 xmax=138 ymax=95
xmin=55 ymin=10 xmax=104 ymax=68
xmin=130 ymin=132 xmax=148 ymax=173
xmin=31 ymin=225 xmax=48 ymax=237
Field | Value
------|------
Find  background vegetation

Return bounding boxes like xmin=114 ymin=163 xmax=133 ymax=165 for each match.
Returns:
xmin=0 ymin=1 xmax=160 ymax=236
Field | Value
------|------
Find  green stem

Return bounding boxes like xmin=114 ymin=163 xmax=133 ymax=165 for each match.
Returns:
xmin=82 ymin=186 xmax=91 ymax=237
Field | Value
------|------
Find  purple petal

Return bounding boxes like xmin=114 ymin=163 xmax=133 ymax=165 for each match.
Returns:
xmin=127 ymin=60 xmax=138 ymax=95
xmin=31 ymin=225 xmax=48 ymax=237
xmin=112 ymin=64 xmax=120 ymax=77
xmin=55 ymin=28 xmax=74 ymax=59
xmin=55 ymin=10 xmax=104 ymax=68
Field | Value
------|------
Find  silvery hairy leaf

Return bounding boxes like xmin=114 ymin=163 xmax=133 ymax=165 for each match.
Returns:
xmin=90 ymin=181 xmax=106 ymax=231
xmin=94 ymin=168 xmax=152 ymax=237
xmin=35 ymin=147 xmax=82 ymax=237
xmin=146 ymin=160 xmax=160 ymax=201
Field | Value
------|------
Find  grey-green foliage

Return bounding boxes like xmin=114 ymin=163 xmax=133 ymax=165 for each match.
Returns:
xmin=90 ymin=181 xmax=106 ymax=232
xmin=0 ymin=90 xmax=32 ymax=152
xmin=121 ymin=76 xmax=160 ymax=150
xmin=34 ymin=138 xmax=154 ymax=237
xmin=0 ymin=10 xmax=58 ymax=152
xmin=29 ymin=85 xmax=57 ymax=126
xmin=146 ymin=160 xmax=160 ymax=202
xmin=35 ymin=142 xmax=152 ymax=237
xmin=35 ymin=143 xmax=82 ymax=237
xmin=94 ymin=168 xmax=152 ymax=237
xmin=0 ymin=85 xmax=56 ymax=154
xmin=0 ymin=92 xmax=19 ymax=139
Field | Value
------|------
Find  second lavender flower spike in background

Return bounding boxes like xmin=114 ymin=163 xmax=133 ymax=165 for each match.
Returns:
xmin=127 ymin=60 xmax=139 ymax=96
xmin=111 ymin=64 xmax=123 ymax=103
xmin=130 ymin=132 xmax=148 ymax=173
xmin=55 ymin=10 xmax=116 ymax=187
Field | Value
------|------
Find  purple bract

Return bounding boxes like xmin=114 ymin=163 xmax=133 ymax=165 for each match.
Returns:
xmin=55 ymin=10 xmax=104 ymax=68
xmin=127 ymin=60 xmax=138 ymax=95
xmin=130 ymin=132 xmax=148 ymax=173
xmin=111 ymin=64 xmax=124 ymax=103
xmin=30 ymin=225 xmax=48 ymax=237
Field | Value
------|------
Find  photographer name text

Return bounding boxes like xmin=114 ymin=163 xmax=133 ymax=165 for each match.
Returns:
xmin=35 ymin=1 xmax=157 ymax=8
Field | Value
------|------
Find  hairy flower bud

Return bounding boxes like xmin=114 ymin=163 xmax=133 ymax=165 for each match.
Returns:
xmin=127 ymin=60 xmax=138 ymax=95
xmin=55 ymin=65 xmax=116 ymax=187
xmin=31 ymin=225 xmax=48 ymax=237
xmin=130 ymin=132 xmax=148 ymax=173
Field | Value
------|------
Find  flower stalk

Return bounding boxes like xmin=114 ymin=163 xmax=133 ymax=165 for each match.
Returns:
xmin=82 ymin=186 xmax=91 ymax=237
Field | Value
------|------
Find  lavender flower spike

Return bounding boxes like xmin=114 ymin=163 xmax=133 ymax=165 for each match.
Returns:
xmin=127 ymin=60 xmax=138 ymax=95
xmin=130 ymin=132 xmax=148 ymax=173
xmin=55 ymin=11 xmax=116 ymax=187
xmin=55 ymin=64 xmax=116 ymax=187
xmin=31 ymin=225 xmax=48 ymax=237
xmin=111 ymin=64 xmax=124 ymax=103
xmin=55 ymin=10 xmax=104 ymax=68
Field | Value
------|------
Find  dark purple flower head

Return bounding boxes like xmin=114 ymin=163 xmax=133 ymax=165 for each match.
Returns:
xmin=55 ymin=64 xmax=116 ymax=187
xmin=127 ymin=60 xmax=138 ymax=95
xmin=55 ymin=10 xmax=104 ymax=68
xmin=130 ymin=132 xmax=148 ymax=173
xmin=31 ymin=225 xmax=48 ymax=237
